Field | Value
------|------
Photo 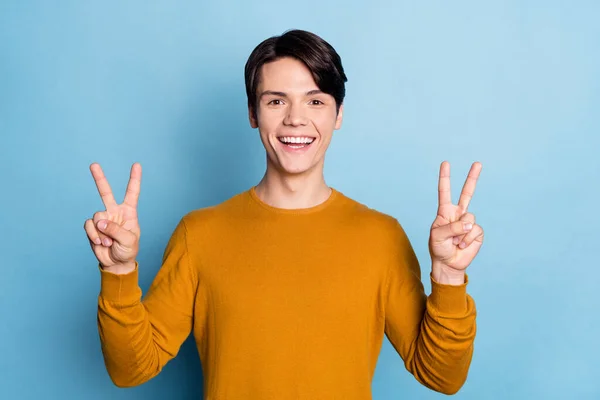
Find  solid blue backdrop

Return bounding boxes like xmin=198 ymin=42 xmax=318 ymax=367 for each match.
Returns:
xmin=1 ymin=1 xmax=599 ymax=399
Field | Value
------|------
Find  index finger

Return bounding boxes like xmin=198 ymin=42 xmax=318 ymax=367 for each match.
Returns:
xmin=123 ymin=163 xmax=142 ymax=208
xmin=438 ymin=161 xmax=452 ymax=208
xmin=90 ymin=163 xmax=117 ymax=209
xmin=457 ymin=162 xmax=482 ymax=213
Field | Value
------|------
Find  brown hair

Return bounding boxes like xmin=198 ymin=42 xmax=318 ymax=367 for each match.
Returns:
xmin=244 ymin=29 xmax=348 ymax=119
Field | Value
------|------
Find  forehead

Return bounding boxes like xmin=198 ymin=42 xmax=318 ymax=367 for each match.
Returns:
xmin=258 ymin=57 xmax=319 ymax=91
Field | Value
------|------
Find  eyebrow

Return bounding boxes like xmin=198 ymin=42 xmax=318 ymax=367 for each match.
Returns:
xmin=259 ymin=89 xmax=324 ymax=98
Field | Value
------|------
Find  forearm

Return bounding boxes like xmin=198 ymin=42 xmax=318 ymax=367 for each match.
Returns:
xmin=406 ymin=275 xmax=476 ymax=395
xmin=97 ymin=264 xmax=165 ymax=387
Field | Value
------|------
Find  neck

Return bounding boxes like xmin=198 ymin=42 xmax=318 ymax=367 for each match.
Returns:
xmin=254 ymin=161 xmax=331 ymax=210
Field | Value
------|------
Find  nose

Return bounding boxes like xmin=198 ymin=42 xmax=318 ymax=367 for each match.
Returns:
xmin=283 ymin=103 xmax=308 ymax=127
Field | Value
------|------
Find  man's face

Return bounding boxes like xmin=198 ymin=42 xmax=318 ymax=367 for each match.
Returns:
xmin=249 ymin=57 xmax=343 ymax=176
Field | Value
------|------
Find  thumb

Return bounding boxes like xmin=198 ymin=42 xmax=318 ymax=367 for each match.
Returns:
xmin=432 ymin=220 xmax=473 ymax=242
xmin=97 ymin=220 xmax=136 ymax=247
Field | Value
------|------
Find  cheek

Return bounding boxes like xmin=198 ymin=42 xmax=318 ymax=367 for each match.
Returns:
xmin=257 ymin=110 xmax=283 ymax=132
xmin=311 ymin=112 xmax=338 ymax=134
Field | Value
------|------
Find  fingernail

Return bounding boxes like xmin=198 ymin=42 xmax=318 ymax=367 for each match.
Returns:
xmin=460 ymin=241 xmax=467 ymax=249
xmin=453 ymin=237 xmax=460 ymax=245
xmin=102 ymin=238 xmax=111 ymax=246
xmin=94 ymin=238 xmax=101 ymax=245
xmin=98 ymin=221 xmax=107 ymax=231
xmin=464 ymin=223 xmax=473 ymax=231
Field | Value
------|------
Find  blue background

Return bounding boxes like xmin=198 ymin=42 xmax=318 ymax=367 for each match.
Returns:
xmin=1 ymin=1 xmax=599 ymax=399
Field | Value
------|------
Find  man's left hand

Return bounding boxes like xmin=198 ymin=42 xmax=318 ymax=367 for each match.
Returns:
xmin=429 ymin=161 xmax=484 ymax=285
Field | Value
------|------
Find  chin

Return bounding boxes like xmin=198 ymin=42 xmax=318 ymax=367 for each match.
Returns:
xmin=279 ymin=164 xmax=312 ymax=176
xmin=272 ymin=159 xmax=318 ymax=176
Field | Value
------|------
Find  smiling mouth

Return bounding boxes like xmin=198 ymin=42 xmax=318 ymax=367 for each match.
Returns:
xmin=277 ymin=137 xmax=316 ymax=149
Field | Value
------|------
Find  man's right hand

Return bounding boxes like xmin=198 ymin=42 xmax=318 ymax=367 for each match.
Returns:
xmin=84 ymin=163 xmax=142 ymax=275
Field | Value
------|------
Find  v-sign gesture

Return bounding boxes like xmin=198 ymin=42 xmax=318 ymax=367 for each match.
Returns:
xmin=429 ymin=161 xmax=484 ymax=285
xmin=84 ymin=163 xmax=142 ymax=275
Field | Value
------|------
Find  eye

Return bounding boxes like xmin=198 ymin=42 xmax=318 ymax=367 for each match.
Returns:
xmin=267 ymin=99 xmax=284 ymax=105
xmin=310 ymin=99 xmax=324 ymax=105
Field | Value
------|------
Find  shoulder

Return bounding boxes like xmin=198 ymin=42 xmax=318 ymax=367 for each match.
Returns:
xmin=333 ymin=189 xmax=409 ymax=242
xmin=178 ymin=190 xmax=249 ymax=233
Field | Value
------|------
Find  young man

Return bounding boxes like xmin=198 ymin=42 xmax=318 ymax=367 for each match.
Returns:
xmin=85 ymin=30 xmax=484 ymax=398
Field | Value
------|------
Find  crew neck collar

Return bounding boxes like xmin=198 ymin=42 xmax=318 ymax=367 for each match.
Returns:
xmin=248 ymin=186 xmax=339 ymax=215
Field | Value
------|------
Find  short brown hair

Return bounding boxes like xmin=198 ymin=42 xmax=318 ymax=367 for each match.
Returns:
xmin=244 ymin=29 xmax=348 ymax=119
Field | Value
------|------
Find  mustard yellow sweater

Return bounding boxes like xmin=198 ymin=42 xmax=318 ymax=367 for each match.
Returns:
xmin=97 ymin=187 xmax=476 ymax=398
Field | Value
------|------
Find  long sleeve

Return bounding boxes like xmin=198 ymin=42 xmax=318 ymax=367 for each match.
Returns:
xmin=97 ymin=217 xmax=198 ymax=387
xmin=383 ymin=221 xmax=477 ymax=395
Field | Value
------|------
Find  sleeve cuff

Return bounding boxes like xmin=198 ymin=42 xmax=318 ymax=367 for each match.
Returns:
xmin=428 ymin=272 xmax=469 ymax=314
xmin=98 ymin=262 xmax=142 ymax=304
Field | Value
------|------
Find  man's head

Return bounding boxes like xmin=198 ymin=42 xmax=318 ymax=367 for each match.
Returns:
xmin=244 ymin=30 xmax=348 ymax=176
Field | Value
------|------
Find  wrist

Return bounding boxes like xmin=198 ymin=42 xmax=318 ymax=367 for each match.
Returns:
xmin=101 ymin=261 xmax=137 ymax=275
xmin=431 ymin=262 xmax=465 ymax=286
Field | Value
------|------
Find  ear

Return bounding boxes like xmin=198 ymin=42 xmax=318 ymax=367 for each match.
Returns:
xmin=248 ymin=106 xmax=258 ymax=129
xmin=334 ymin=103 xmax=344 ymax=130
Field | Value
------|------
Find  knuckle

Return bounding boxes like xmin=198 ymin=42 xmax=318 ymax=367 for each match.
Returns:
xmin=465 ymin=225 xmax=482 ymax=241
xmin=461 ymin=212 xmax=475 ymax=223
xmin=454 ymin=221 xmax=464 ymax=233
xmin=103 ymin=221 xmax=115 ymax=234
xmin=86 ymin=231 xmax=98 ymax=243
xmin=84 ymin=222 xmax=95 ymax=235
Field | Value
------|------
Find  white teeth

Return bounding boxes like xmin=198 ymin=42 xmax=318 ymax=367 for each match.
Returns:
xmin=279 ymin=136 xmax=314 ymax=144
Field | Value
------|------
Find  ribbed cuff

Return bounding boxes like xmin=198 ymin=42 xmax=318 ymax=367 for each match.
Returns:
xmin=98 ymin=262 xmax=142 ymax=304
xmin=428 ymin=273 xmax=469 ymax=314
